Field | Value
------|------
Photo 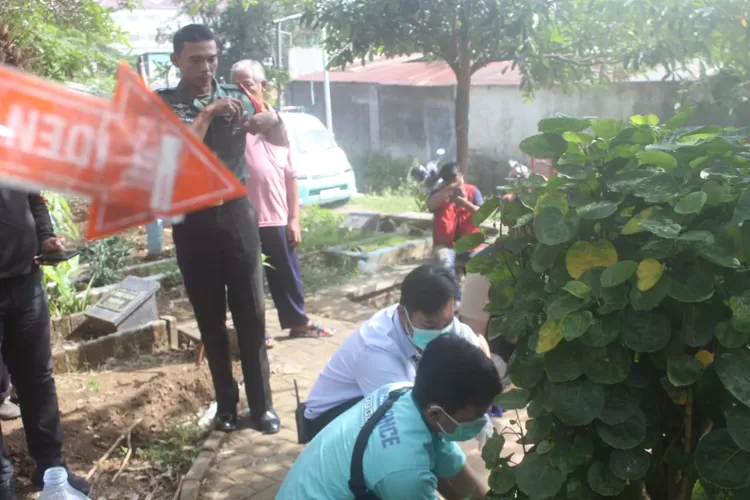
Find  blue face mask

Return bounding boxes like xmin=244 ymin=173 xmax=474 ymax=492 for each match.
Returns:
xmin=433 ymin=407 xmax=490 ymax=442
xmin=405 ymin=313 xmax=454 ymax=350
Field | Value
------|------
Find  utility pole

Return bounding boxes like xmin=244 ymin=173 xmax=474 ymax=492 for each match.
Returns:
xmin=272 ymin=13 xmax=333 ymax=132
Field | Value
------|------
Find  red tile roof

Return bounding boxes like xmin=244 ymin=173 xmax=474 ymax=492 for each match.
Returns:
xmin=294 ymin=54 xmax=522 ymax=87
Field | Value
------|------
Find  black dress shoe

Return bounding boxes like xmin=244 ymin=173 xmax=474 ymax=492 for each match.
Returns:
xmin=0 ymin=481 xmax=17 ymax=500
xmin=214 ymin=412 xmax=237 ymax=432
xmin=255 ymin=410 xmax=280 ymax=435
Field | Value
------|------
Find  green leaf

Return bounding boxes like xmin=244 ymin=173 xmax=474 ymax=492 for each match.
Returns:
xmin=730 ymin=294 xmax=750 ymax=333
xmin=519 ymin=133 xmax=569 ymax=159
xmin=494 ymin=388 xmax=530 ymax=410
xmin=595 ymin=409 xmax=647 ymax=449
xmin=609 ymin=448 xmax=651 ymax=481
xmin=667 ymin=355 xmax=704 ymax=387
xmin=534 ymin=193 xmax=569 ymax=216
xmin=488 ymin=466 xmax=516 ymax=495
xmin=598 ymin=285 xmax=630 ymax=314
xmin=544 ymin=341 xmax=587 ymax=383
xmin=680 ymin=305 xmax=716 ymax=348
xmin=623 ymin=311 xmax=671 ymax=353
xmin=561 ymin=311 xmax=595 ymax=341
xmin=576 ymin=201 xmax=619 ymax=220
xmin=607 ymin=171 xmax=657 ymax=192
xmin=668 ymin=273 xmax=715 ymax=303
xmin=531 ymin=243 xmax=559 ymax=273
xmin=715 ymin=348 xmax=750 ymax=408
xmin=600 ymin=384 xmax=641 ymax=425
xmin=622 ymin=207 xmax=661 ymax=235
xmin=639 ymin=218 xmax=682 ymax=239
xmin=730 ymin=187 xmax=750 ymax=226
xmin=546 ymin=378 xmax=605 ymax=426
xmin=592 ymin=119 xmax=625 ymax=140
xmin=694 ymin=429 xmax=750 ymax=490
xmin=454 ymin=232 xmax=486 ymax=253
xmin=638 ymin=150 xmax=678 ymax=169
xmin=509 ymin=345 xmax=545 ymax=389
xmin=716 ymin=321 xmax=750 ymax=349
xmin=629 ymin=274 xmax=670 ymax=311
xmin=678 ymin=231 xmax=715 ymax=245
xmin=515 ymin=453 xmax=566 ymax=499
xmin=634 ymin=174 xmax=686 ymax=204
xmin=702 ymin=180 xmax=734 ymax=206
xmin=588 ymin=461 xmax=626 ymax=496
xmin=728 ymin=405 xmax=750 ymax=452
xmin=697 ymin=244 xmax=741 ymax=269
xmin=584 ymin=343 xmax=632 ymax=385
xmin=665 ymin=108 xmax=695 ymax=129
xmin=560 ymin=435 xmax=595 ymax=469
xmin=548 ymin=293 xmax=588 ymax=320
xmin=580 ymin=314 xmax=621 ymax=347
xmin=631 ymin=114 xmax=659 ymax=126
xmin=675 ymin=191 xmax=708 ymax=215
xmin=481 ymin=432 xmax=505 ymax=468
xmin=539 ymin=116 xmax=591 ymax=134
xmin=471 ymin=196 xmax=501 ymax=226
xmin=600 ymin=261 xmax=638 ymax=288
xmin=533 ymin=208 xmax=580 ymax=246
xmin=562 ymin=280 xmax=592 ymax=299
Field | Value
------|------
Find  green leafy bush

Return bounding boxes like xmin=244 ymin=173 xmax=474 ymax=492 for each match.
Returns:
xmin=81 ymin=236 xmax=134 ymax=288
xmin=348 ymin=151 xmax=415 ymax=194
xmin=470 ymin=111 xmax=750 ymax=499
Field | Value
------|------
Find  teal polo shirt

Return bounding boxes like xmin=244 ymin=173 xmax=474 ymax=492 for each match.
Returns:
xmin=277 ymin=382 xmax=466 ymax=499
xmin=156 ymin=79 xmax=255 ymax=184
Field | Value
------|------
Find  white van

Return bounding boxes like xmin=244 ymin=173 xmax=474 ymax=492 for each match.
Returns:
xmin=280 ymin=111 xmax=357 ymax=206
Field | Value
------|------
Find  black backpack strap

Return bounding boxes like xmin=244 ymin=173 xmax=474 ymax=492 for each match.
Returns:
xmin=349 ymin=389 xmax=408 ymax=499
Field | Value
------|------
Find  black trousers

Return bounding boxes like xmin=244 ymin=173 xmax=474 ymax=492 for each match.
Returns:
xmin=0 ymin=357 xmax=10 ymax=402
xmin=173 ymin=197 xmax=273 ymax=415
xmin=0 ymin=268 xmax=64 ymax=481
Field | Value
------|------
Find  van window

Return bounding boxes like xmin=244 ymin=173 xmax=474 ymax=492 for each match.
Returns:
xmin=294 ymin=129 xmax=337 ymax=154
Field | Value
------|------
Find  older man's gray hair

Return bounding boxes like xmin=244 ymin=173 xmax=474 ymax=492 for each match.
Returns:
xmin=230 ymin=59 xmax=266 ymax=83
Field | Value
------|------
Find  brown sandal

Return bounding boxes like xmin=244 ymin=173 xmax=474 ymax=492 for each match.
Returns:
xmin=289 ymin=322 xmax=335 ymax=338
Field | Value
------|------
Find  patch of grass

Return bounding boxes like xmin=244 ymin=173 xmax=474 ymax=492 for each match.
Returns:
xmin=86 ymin=380 xmax=101 ymax=393
xmin=298 ymin=205 xmax=364 ymax=254
xmin=354 ymin=187 xmax=420 ymax=214
xmin=136 ymin=422 xmax=206 ymax=473
xmin=300 ymin=254 xmax=359 ymax=293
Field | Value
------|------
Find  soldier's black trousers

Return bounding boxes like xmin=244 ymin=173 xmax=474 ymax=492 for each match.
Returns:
xmin=173 ymin=196 xmax=273 ymax=415
xmin=0 ymin=268 xmax=65 ymax=481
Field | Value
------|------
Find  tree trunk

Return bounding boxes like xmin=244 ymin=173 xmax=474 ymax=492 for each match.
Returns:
xmin=455 ymin=32 xmax=472 ymax=175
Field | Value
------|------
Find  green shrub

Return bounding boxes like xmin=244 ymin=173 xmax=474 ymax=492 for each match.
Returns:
xmin=349 ymin=151 xmax=415 ymax=194
xmin=470 ymin=111 xmax=750 ymax=499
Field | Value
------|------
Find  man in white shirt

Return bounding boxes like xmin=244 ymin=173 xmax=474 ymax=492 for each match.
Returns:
xmin=298 ymin=263 xmax=490 ymax=443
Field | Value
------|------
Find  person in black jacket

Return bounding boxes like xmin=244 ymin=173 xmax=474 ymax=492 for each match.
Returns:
xmin=0 ymin=188 xmax=89 ymax=498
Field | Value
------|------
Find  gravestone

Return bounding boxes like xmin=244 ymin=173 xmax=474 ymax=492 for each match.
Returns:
xmin=339 ymin=212 xmax=380 ymax=233
xmin=85 ymin=276 xmax=161 ymax=334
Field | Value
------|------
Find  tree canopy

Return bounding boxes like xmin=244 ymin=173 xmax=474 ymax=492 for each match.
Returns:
xmin=0 ymin=0 xmax=129 ymax=84
xmin=301 ymin=0 xmax=750 ymax=172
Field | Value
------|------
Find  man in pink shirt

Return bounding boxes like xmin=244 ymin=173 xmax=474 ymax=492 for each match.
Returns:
xmin=231 ymin=60 xmax=333 ymax=345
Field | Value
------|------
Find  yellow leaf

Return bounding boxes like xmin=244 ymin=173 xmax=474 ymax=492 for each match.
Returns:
xmin=534 ymin=193 xmax=568 ymax=216
xmin=622 ymin=207 xmax=661 ymax=235
xmin=743 ymin=17 xmax=748 ymax=28
xmin=695 ymin=350 xmax=715 ymax=368
xmin=565 ymin=240 xmax=619 ymax=279
xmin=636 ymin=259 xmax=664 ymax=292
xmin=668 ymin=388 xmax=689 ymax=406
xmin=537 ymin=320 xmax=563 ymax=354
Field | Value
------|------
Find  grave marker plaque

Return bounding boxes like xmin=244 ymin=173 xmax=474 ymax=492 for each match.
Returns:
xmin=85 ymin=276 xmax=161 ymax=333
xmin=339 ymin=212 xmax=380 ymax=232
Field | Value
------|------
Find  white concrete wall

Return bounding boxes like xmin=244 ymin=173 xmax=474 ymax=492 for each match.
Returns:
xmin=110 ymin=7 xmax=191 ymax=54
xmin=468 ymin=83 xmax=679 ymax=161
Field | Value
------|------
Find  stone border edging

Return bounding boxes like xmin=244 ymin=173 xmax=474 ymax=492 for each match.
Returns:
xmin=179 ymin=430 xmax=228 ymax=500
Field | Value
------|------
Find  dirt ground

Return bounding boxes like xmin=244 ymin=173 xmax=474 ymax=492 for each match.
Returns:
xmin=3 ymin=352 xmax=233 ymax=499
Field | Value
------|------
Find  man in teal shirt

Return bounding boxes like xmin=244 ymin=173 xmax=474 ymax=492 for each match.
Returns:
xmin=277 ymin=335 xmax=500 ymax=499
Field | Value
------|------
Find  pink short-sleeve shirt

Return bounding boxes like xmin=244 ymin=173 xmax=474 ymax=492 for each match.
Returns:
xmin=244 ymin=134 xmax=296 ymax=227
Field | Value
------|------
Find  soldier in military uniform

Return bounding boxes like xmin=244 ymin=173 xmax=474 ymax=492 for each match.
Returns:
xmin=158 ymin=24 xmax=286 ymax=434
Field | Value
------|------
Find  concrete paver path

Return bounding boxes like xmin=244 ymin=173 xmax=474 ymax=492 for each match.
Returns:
xmin=196 ymin=311 xmax=527 ymax=499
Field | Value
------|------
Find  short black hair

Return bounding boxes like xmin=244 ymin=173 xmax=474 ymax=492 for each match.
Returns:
xmin=399 ymin=263 xmax=459 ymax=315
xmin=439 ymin=162 xmax=460 ymax=184
xmin=173 ymin=24 xmax=215 ymax=55
xmin=413 ymin=335 xmax=502 ymax=413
